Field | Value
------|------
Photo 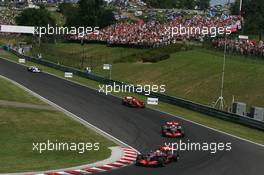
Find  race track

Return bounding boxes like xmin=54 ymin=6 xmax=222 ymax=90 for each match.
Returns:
xmin=0 ymin=58 xmax=263 ymax=175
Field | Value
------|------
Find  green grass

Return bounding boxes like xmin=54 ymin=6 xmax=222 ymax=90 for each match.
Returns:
xmin=1 ymin=50 xmax=263 ymax=145
xmin=0 ymin=72 xmax=115 ymax=173
xmin=0 ymin=107 xmax=114 ymax=173
xmin=0 ymin=35 xmax=31 ymax=46
xmin=0 ymin=50 xmax=102 ymax=89
xmin=51 ymin=11 xmax=65 ymax=26
xmin=29 ymin=43 xmax=147 ymax=69
xmin=93 ymin=48 xmax=264 ymax=108
xmin=0 ymin=76 xmax=44 ymax=105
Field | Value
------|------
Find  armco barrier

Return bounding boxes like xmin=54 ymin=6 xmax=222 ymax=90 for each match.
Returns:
xmin=8 ymin=49 xmax=264 ymax=131
xmin=148 ymin=92 xmax=264 ymax=130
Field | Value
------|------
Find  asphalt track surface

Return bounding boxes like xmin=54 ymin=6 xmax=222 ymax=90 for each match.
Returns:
xmin=0 ymin=58 xmax=264 ymax=175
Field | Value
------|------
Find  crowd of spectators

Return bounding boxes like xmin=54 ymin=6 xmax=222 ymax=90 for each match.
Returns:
xmin=212 ymin=38 xmax=264 ymax=57
xmin=0 ymin=7 xmax=17 ymax=36
xmin=0 ymin=8 xmax=16 ymax=25
xmin=70 ymin=15 xmax=241 ymax=48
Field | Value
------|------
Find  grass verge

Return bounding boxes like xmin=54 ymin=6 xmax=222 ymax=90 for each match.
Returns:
xmin=0 ymin=73 xmax=115 ymax=173
xmin=0 ymin=76 xmax=44 ymax=105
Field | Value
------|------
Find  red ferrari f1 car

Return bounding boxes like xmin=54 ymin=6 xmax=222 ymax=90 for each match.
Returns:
xmin=122 ymin=96 xmax=145 ymax=108
xmin=136 ymin=146 xmax=179 ymax=167
xmin=161 ymin=121 xmax=185 ymax=138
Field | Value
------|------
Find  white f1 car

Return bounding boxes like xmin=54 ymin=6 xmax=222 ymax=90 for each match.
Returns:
xmin=27 ymin=66 xmax=41 ymax=73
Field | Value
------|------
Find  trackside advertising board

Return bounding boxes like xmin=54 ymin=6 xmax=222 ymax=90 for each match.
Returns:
xmin=239 ymin=35 xmax=249 ymax=40
xmin=103 ymin=64 xmax=111 ymax=70
xmin=64 ymin=72 xmax=73 ymax=78
xmin=18 ymin=58 xmax=26 ymax=63
xmin=0 ymin=25 xmax=34 ymax=34
xmin=147 ymin=97 xmax=159 ymax=105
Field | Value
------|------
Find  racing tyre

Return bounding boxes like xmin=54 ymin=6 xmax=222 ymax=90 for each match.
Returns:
xmin=157 ymin=157 xmax=166 ymax=167
xmin=135 ymin=156 xmax=142 ymax=166
xmin=161 ymin=129 xmax=166 ymax=137
xmin=173 ymin=154 xmax=179 ymax=162
xmin=180 ymin=131 xmax=185 ymax=138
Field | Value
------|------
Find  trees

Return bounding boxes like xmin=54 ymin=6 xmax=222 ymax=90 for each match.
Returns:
xmin=58 ymin=3 xmax=79 ymax=27
xmin=144 ymin=0 xmax=175 ymax=9
xmin=58 ymin=2 xmax=77 ymax=17
xmin=16 ymin=1 xmax=115 ymax=30
xmin=144 ymin=0 xmax=197 ymax=9
xmin=180 ymin=0 xmax=196 ymax=9
xmin=231 ymin=0 xmax=264 ymax=38
xmin=196 ymin=0 xmax=210 ymax=10
xmin=64 ymin=0 xmax=115 ymax=28
xmin=15 ymin=7 xmax=55 ymax=26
